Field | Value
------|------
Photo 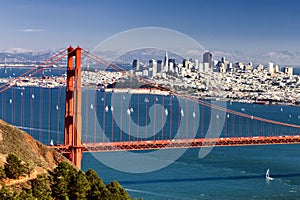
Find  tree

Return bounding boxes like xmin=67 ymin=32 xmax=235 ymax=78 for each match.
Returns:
xmin=68 ymin=171 xmax=90 ymax=200
xmin=31 ymin=174 xmax=53 ymax=200
xmin=106 ymin=180 xmax=131 ymax=200
xmin=4 ymin=154 xmax=25 ymax=179
xmin=85 ymin=169 xmax=106 ymax=200
xmin=51 ymin=162 xmax=76 ymax=200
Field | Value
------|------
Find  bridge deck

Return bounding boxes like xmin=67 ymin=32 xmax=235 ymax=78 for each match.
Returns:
xmin=51 ymin=135 xmax=300 ymax=153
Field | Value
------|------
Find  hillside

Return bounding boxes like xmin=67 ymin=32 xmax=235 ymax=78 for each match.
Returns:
xmin=0 ymin=119 xmax=68 ymax=185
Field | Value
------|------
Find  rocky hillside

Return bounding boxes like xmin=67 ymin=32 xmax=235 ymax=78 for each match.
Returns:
xmin=0 ymin=119 xmax=68 ymax=185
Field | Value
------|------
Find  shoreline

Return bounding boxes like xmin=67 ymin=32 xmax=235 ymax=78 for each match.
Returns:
xmin=1 ymin=83 xmax=299 ymax=107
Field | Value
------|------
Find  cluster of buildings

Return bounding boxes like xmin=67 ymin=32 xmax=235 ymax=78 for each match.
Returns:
xmin=131 ymin=51 xmax=294 ymax=78
xmin=130 ymin=51 xmax=299 ymax=104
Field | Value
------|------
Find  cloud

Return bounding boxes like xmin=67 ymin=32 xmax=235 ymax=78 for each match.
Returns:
xmin=19 ymin=28 xmax=45 ymax=32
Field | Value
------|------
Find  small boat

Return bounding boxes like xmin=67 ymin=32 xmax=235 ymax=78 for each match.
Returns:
xmin=31 ymin=94 xmax=35 ymax=99
xmin=227 ymin=114 xmax=230 ymax=118
xmin=180 ymin=109 xmax=184 ymax=117
xmin=265 ymin=169 xmax=273 ymax=181
xmin=111 ymin=106 xmax=114 ymax=112
xmin=56 ymin=105 xmax=59 ymax=110
xmin=130 ymin=107 xmax=134 ymax=113
xmin=216 ymin=114 xmax=219 ymax=119
xmin=20 ymin=92 xmax=23 ymax=96
xmin=126 ymin=108 xmax=131 ymax=115
xmin=90 ymin=104 xmax=94 ymax=110
xmin=241 ymin=108 xmax=245 ymax=112
xmin=123 ymin=95 xmax=126 ymax=100
xmin=155 ymin=97 xmax=158 ymax=101
xmin=101 ymin=97 xmax=104 ymax=101
xmin=251 ymin=115 xmax=254 ymax=120
xmin=192 ymin=111 xmax=196 ymax=118
xmin=49 ymin=139 xmax=54 ymax=146
xmin=105 ymin=106 xmax=109 ymax=112
xmin=165 ymin=109 xmax=168 ymax=116
xmin=144 ymin=97 xmax=149 ymax=103
xmin=280 ymin=107 xmax=283 ymax=112
xmin=9 ymin=99 xmax=12 ymax=104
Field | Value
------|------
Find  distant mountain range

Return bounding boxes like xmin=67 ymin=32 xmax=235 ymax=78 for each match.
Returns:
xmin=1 ymin=48 xmax=299 ymax=67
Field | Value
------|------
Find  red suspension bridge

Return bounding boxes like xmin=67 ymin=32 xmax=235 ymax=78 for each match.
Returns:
xmin=0 ymin=46 xmax=299 ymax=169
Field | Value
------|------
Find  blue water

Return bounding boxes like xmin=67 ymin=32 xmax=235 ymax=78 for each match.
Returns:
xmin=0 ymin=68 xmax=300 ymax=199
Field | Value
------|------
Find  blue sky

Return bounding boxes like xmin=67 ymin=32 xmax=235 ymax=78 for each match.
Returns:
xmin=0 ymin=0 xmax=300 ymax=53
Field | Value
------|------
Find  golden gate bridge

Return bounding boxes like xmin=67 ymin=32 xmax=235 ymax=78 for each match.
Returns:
xmin=0 ymin=46 xmax=299 ymax=169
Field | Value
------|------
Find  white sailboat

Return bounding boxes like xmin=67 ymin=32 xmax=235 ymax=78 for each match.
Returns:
xmin=105 ymin=106 xmax=109 ymax=112
xmin=56 ymin=105 xmax=59 ymax=110
xmin=90 ymin=104 xmax=94 ymax=110
xmin=111 ymin=106 xmax=114 ymax=112
xmin=265 ymin=169 xmax=273 ymax=181
xmin=126 ymin=108 xmax=131 ymax=115
xmin=9 ymin=99 xmax=12 ymax=104
xmin=50 ymin=139 xmax=54 ymax=146
xmin=192 ymin=111 xmax=196 ymax=119
xmin=31 ymin=94 xmax=35 ymax=99
xmin=180 ymin=109 xmax=184 ymax=117
xmin=165 ymin=108 xmax=168 ymax=116
xmin=130 ymin=107 xmax=134 ymax=113
xmin=144 ymin=97 xmax=149 ymax=103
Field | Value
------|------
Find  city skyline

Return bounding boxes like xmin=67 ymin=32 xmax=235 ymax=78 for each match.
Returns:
xmin=0 ymin=0 xmax=300 ymax=55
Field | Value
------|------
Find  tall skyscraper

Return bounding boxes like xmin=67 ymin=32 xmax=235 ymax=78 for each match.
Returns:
xmin=132 ymin=59 xmax=139 ymax=70
xmin=203 ymin=51 xmax=212 ymax=69
xmin=157 ymin=60 xmax=163 ymax=73
xmin=164 ymin=51 xmax=169 ymax=70
xmin=149 ymin=59 xmax=157 ymax=77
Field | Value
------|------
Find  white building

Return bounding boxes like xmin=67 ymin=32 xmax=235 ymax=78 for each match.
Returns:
xmin=284 ymin=66 xmax=293 ymax=76
xmin=268 ymin=62 xmax=274 ymax=74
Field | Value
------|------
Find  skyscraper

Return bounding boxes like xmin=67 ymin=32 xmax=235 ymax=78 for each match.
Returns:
xmin=132 ymin=59 xmax=139 ymax=70
xmin=203 ymin=51 xmax=212 ymax=69
xmin=157 ymin=60 xmax=163 ymax=73
xmin=164 ymin=51 xmax=168 ymax=71
xmin=149 ymin=59 xmax=157 ymax=77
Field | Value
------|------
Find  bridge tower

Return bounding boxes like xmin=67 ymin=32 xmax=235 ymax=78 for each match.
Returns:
xmin=64 ymin=46 xmax=83 ymax=169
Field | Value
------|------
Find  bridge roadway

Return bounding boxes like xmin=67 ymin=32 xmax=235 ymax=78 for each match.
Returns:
xmin=52 ymin=135 xmax=300 ymax=153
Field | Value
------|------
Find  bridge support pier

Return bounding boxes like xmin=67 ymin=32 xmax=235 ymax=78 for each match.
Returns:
xmin=64 ymin=45 xmax=83 ymax=169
